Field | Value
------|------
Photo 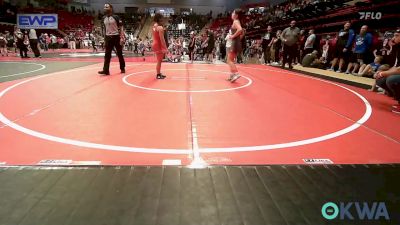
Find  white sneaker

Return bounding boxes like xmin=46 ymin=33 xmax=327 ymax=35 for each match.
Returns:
xmin=230 ymin=74 xmax=241 ymax=83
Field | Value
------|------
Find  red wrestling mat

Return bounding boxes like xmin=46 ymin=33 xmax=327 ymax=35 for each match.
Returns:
xmin=0 ymin=62 xmax=399 ymax=166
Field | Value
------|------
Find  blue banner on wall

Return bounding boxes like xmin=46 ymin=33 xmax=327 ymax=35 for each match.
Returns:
xmin=17 ymin=14 xmax=58 ymax=29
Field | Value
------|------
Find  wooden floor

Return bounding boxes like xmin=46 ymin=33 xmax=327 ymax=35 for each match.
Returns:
xmin=245 ymin=57 xmax=375 ymax=88
xmin=292 ymin=65 xmax=375 ymax=87
xmin=0 ymin=165 xmax=399 ymax=225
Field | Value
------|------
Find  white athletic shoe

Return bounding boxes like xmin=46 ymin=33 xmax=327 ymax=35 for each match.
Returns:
xmin=227 ymin=74 xmax=235 ymax=81
xmin=230 ymin=74 xmax=241 ymax=83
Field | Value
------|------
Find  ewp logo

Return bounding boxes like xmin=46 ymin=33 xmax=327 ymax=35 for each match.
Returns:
xmin=17 ymin=14 xmax=58 ymax=29
xmin=322 ymin=202 xmax=390 ymax=220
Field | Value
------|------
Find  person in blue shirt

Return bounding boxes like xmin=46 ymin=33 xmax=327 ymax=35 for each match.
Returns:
xmin=345 ymin=25 xmax=372 ymax=75
xmin=328 ymin=22 xmax=355 ymax=73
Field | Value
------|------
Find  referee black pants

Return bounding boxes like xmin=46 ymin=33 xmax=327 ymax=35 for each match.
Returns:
xmin=29 ymin=39 xmax=41 ymax=57
xmin=103 ymin=35 xmax=125 ymax=72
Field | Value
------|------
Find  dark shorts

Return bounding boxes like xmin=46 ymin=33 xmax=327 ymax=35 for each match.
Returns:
xmin=350 ymin=53 xmax=367 ymax=64
xmin=206 ymin=45 xmax=214 ymax=54
xmin=332 ymin=45 xmax=350 ymax=59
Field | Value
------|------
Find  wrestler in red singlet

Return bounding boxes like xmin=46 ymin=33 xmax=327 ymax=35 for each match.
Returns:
xmin=152 ymin=13 xmax=168 ymax=79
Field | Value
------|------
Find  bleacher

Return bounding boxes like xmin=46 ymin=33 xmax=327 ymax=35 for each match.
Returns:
xmin=167 ymin=14 xmax=209 ymax=38
xmin=247 ymin=0 xmax=399 ymax=38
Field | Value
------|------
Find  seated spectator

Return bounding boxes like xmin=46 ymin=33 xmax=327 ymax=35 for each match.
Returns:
xmin=301 ymin=50 xmax=318 ymax=67
xmin=369 ymin=64 xmax=391 ymax=92
xmin=375 ymin=29 xmax=400 ymax=114
xmin=357 ymin=56 xmax=383 ymax=77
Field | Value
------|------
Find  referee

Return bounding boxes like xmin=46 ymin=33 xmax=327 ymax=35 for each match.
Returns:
xmin=98 ymin=3 xmax=126 ymax=76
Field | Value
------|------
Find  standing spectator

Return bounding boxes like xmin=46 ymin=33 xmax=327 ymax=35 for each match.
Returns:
xmin=280 ymin=20 xmax=300 ymax=69
xmin=90 ymin=33 xmax=98 ymax=53
xmin=206 ymin=30 xmax=215 ymax=63
xmin=262 ymin=25 xmax=274 ymax=65
xmin=236 ymin=28 xmax=246 ymax=64
xmin=50 ymin=34 xmax=58 ymax=51
xmin=134 ymin=36 xmax=139 ymax=54
xmin=14 ymin=29 xmax=28 ymax=58
xmin=304 ymin=29 xmax=316 ymax=56
xmin=39 ymin=33 xmax=47 ymax=51
xmin=128 ymin=33 xmax=134 ymax=51
xmin=271 ymin=30 xmax=282 ymax=65
xmin=329 ymin=22 xmax=355 ymax=73
xmin=57 ymin=36 xmax=64 ymax=49
xmin=68 ymin=32 xmax=76 ymax=50
xmin=375 ymin=29 xmax=400 ymax=114
xmin=45 ymin=34 xmax=51 ymax=51
xmin=188 ymin=31 xmax=196 ymax=63
xmin=345 ymin=25 xmax=372 ymax=75
xmin=0 ymin=33 xmax=8 ymax=56
xmin=5 ymin=31 xmax=14 ymax=54
xmin=297 ymin=29 xmax=306 ymax=64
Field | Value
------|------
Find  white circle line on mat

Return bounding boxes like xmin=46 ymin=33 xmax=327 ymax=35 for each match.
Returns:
xmin=0 ymin=62 xmax=46 ymax=78
xmin=0 ymin=64 xmax=371 ymax=154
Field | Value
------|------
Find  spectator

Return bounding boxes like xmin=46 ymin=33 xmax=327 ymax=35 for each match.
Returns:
xmin=301 ymin=50 xmax=318 ymax=67
xmin=345 ymin=25 xmax=373 ymax=75
xmin=375 ymin=29 xmax=400 ymax=114
xmin=369 ymin=64 xmax=391 ymax=92
xmin=297 ymin=29 xmax=306 ymax=64
xmin=68 ymin=32 xmax=76 ymax=50
xmin=328 ymin=22 xmax=355 ymax=73
xmin=280 ymin=20 xmax=300 ymax=69
xmin=358 ymin=55 xmax=383 ymax=77
xmin=262 ymin=25 xmax=275 ymax=65
xmin=0 ymin=33 xmax=8 ymax=56
xmin=14 ymin=28 xmax=28 ymax=58
xmin=271 ymin=30 xmax=282 ymax=65
xmin=304 ymin=29 xmax=316 ymax=56
xmin=5 ymin=31 xmax=14 ymax=53
xmin=206 ymin=30 xmax=215 ymax=63
xmin=374 ymin=33 xmax=395 ymax=66
xmin=188 ymin=31 xmax=196 ymax=62
xmin=51 ymin=34 xmax=58 ymax=51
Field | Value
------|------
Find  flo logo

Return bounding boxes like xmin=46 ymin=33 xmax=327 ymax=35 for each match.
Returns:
xmin=321 ymin=202 xmax=390 ymax=220
xmin=359 ymin=12 xmax=382 ymax=20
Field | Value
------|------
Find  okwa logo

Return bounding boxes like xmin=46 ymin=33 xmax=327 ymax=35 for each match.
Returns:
xmin=321 ymin=202 xmax=390 ymax=220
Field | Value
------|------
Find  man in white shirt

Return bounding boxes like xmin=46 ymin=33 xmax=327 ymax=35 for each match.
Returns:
xmin=28 ymin=29 xmax=41 ymax=58
xmin=304 ymin=29 xmax=316 ymax=56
